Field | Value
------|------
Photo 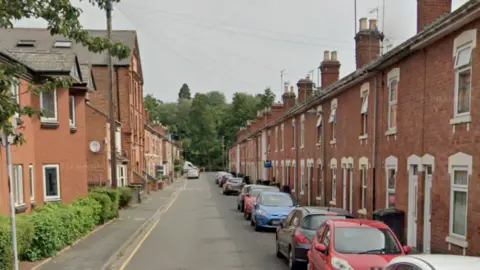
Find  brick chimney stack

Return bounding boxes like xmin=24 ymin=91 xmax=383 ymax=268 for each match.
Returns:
xmin=297 ymin=75 xmax=314 ymax=103
xmin=282 ymin=84 xmax=296 ymax=109
xmin=319 ymin=50 xmax=341 ymax=89
xmin=417 ymin=0 xmax=451 ymax=33
xmin=355 ymin=17 xmax=383 ymax=69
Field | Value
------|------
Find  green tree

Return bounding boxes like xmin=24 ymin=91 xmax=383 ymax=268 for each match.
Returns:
xmin=178 ymin=83 xmax=191 ymax=100
xmin=256 ymin=87 xmax=276 ymax=111
xmin=0 ymin=0 xmax=129 ymax=139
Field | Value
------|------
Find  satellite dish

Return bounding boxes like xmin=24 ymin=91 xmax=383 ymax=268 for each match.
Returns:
xmin=90 ymin=141 xmax=101 ymax=153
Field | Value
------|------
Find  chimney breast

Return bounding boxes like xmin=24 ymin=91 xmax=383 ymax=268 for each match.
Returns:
xmin=320 ymin=50 xmax=341 ymax=89
xmin=417 ymin=0 xmax=451 ymax=33
xmin=355 ymin=17 xmax=382 ymax=69
xmin=359 ymin=18 xmax=368 ymax=31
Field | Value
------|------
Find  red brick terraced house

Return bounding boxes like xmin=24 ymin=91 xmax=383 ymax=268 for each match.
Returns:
xmin=230 ymin=0 xmax=480 ymax=256
xmin=0 ymin=47 xmax=92 ymax=215
xmin=0 ymin=28 xmax=146 ymax=187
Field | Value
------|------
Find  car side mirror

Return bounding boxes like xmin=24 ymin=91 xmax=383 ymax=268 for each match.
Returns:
xmin=314 ymin=243 xmax=327 ymax=253
xmin=403 ymin=246 xmax=411 ymax=254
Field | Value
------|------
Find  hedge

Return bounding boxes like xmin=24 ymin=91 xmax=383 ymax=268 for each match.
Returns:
xmin=118 ymin=187 xmax=133 ymax=208
xmin=0 ymin=189 xmax=124 ymax=268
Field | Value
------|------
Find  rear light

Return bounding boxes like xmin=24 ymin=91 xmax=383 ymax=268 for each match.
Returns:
xmin=294 ymin=232 xmax=310 ymax=244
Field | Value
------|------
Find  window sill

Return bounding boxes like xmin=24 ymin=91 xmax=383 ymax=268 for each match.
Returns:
xmin=41 ymin=120 xmax=59 ymax=129
xmin=70 ymin=126 xmax=77 ymax=133
xmin=445 ymin=235 xmax=468 ymax=248
xmin=45 ymin=198 xmax=61 ymax=203
xmin=329 ymin=200 xmax=336 ymax=206
xmin=450 ymin=115 xmax=471 ymax=125
xmin=330 ymin=139 xmax=336 ymax=145
xmin=316 ymin=143 xmax=321 ymax=147
xmin=15 ymin=204 xmax=27 ymax=214
xmin=359 ymin=134 xmax=368 ymax=140
xmin=316 ymin=196 xmax=322 ymax=200
xmin=357 ymin=208 xmax=367 ymax=216
xmin=385 ymin=128 xmax=397 ymax=136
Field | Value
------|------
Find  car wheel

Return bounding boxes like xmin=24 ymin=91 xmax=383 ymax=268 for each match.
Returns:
xmin=240 ymin=203 xmax=244 ymax=212
xmin=288 ymin=247 xmax=297 ymax=270
xmin=275 ymin=237 xmax=282 ymax=258
xmin=250 ymin=218 xmax=254 ymax=226
xmin=237 ymin=204 xmax=240 ymax=211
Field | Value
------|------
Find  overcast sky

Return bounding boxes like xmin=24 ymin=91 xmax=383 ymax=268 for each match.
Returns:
xmin=14 ymin=0 xmax=469 ymax=103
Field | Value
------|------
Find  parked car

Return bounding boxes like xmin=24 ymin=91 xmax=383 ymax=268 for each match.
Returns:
xmin=186 ymin=168 xmax=200 ymax=179
xmin=386 ymin=254 xmax=480 ymax=270
xmin=183 ymin=161 xmax=197 ymax=173
xmin=223 ymin=177 xmax=244 ymax=195
xmin=243 ymin=185 xmax=280 ymax=220
xmin=250 ymin=191 xmax=296 ymax=232
xmin=214 ymin=172 xmax=228 ymax=184
xmin=276 ymin=207 xmax=354 ymax=270
xmin=307 ymin=219 xmax=409 ymax=270
xmin=218 ymin=173 xmax=233 ymax=187
xmin=237 ymin=184 xmax=253 ymax=212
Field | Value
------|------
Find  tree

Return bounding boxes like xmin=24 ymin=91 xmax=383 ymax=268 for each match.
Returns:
xmin=256 ymin=87 xmax=276 ymax=111
xmin=0 ymin=0 xmax=129 ymax=139
xmin=178 ymin=83 xmax=192 ymax=100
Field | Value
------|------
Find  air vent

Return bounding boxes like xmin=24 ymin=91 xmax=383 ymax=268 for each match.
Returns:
xmin=17 ymin=40 xmax=35 ymax=47
xmin=54 ymin=40 xmax=72 ymax=48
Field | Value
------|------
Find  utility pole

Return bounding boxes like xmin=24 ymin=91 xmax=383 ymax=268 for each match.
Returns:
xmin=2 ymin=117 xmax=19 ymax=270
xmin=106 ymin=0 xmax=117 ymax=188
xmin=354 ymin=0 xmax=357 ymax=38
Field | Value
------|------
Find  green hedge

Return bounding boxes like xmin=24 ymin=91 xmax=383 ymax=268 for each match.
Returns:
xmin=0 ymin=189 xmax=124 ymax=267
xmin=118 ymin=187 xmax=133 ymax=208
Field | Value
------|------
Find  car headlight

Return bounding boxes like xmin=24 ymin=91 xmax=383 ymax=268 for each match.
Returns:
xmin=331 ymin=257 xmax=354 ymax=270
xmin=257 ymin=209 xmax=268 ymax=217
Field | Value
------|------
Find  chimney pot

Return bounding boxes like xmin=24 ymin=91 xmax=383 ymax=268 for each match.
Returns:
xmin=359 ymin=17 xmax=368 ymax=31
xmin=323 ymin=50 xmax=330 ymax=61
xmin=290 ymin=86 xmax=294 ymax=93
xmin=331 ymin=51 xmax=338 ymax=61
xmin=369 ymin=19 xmax=378 ymax=30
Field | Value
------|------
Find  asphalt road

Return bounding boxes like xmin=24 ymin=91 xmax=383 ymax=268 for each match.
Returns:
xmin=125 ymin=172 xmax=289 ymax=270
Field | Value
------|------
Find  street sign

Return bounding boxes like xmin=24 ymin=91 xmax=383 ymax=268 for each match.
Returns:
xmin=264 ymin=160 xmax=272 ymax=168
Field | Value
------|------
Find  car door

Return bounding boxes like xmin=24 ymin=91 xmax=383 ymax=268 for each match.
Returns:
xmin=252 ymin=194 xmax=262 ymax=221
xmin=278 ymin=210 xmax=296 ymax=253
xmin=311 ymin=225 xmax=330 ymax=270
xmin=290 ymin=211 xmax=304 ymax=249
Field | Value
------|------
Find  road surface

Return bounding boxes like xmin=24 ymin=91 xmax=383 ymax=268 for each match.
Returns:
xmin=124 ymin=172 xmax=289 ymax=270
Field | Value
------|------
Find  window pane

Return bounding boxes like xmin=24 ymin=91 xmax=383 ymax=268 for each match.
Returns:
xmin=454 ymin=170 xmax=468 ymax=185
xmin=388 ymin=192 xmax=396 ymax=208
xmin=363 ymin=186 xmax=367 ymax=209
xmin=42 ymin=91 xmax=55 ymax=118
xmin=389 ymin=104 xmax=397 ymax=128
xmin=389 ymin=79 xmax=397 ymax=102
xmin=456 ymin=46 xmax=472 ymax=68
xmin=45 ymin=167 xmax=58 ymax=197
xmin=69 ymin=96 xmax=75 ymax=123
xmin=361 ymin=95 xmax=368 ymax=114
xmin=453 ymin=191 xmax=467 ymax=236
xmin=388 ymin=169 xmax=396 ymax=189
xmin=457 ymin=70 xmax=471 ymax=114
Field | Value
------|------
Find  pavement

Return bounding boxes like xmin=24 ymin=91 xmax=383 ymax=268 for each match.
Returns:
xmin=122 ymin=172 xmax=289 ymax=270
xmin=31 ymin=178 xmax=186 ymax=270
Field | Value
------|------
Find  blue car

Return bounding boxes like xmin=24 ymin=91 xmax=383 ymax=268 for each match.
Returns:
xmin=250 ymin=191 xmax=296 ymax=231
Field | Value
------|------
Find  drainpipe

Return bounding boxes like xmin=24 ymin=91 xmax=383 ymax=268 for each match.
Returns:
xmin=372 ymin=72 xmax=380 ymax=213
xmin=295 ymin=116 xmax=299 ymax=200
xmin=320 ymin=110 xmax=327 ymax=207
xmin=115 ymin=67 xmax=120 ymax=121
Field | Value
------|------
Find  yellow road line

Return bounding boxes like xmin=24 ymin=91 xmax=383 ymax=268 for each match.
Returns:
xmin=119 ymin=179 xmax=187 ymax=270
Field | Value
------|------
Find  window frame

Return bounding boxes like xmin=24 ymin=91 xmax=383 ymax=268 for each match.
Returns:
xmin=40 ymin=89 xmax=58 ymax=122
xmin=454 ymin=44 xmax=473 ymax=118
xmin=332 ymin=168 xmax=337 ymax=202
xmin=450 ymin=166 xmax=469 ymax=238
xmin=29 ymin=164 xmax=34 ymax=202
xmin=281 ymin=123 xmax=284 ymax=151
xmin=300 ymin=114 xmax=305 ymax=149
xmin=388 ymin=77 xmax=398 ymax=130
xmin=69 ymin=95 xmax=76 ymax=128
xmin=275 ymin=126 xmax=279 ymax=152
xmin=386 ymin=168 xmax=397 ymax=208
xmin=300 ymin=160 xmax=305 ymax=195
xmin=43 ymin=164 xmax=61 ymax=201
xmin=361 ymin=165 xmax=367 ymax=210
xmin=13 ymin=164 xmax=24 ymax=206
xmin=361 ymin=94 xmax=368 ymax=135
xmin=292 ymin=119 xmax=296 ymax=150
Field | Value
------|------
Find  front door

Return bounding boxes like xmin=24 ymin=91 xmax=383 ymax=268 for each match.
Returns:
xmin=407 ymin=165 xmax=419 ymax=248
xmin=423 ymin=165 xmax=433 ymax=253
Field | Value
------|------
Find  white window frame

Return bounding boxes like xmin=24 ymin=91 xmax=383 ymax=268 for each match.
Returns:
xmin=300 ymin=160 xmax=305 ymax=195
xmin=360 ymin=83 xmax=369 ymax=137
xmin=300 ymin=114 xmax=305 ymax=149
xmin=385 ymin=155 xmax=398 ymax=208
xmin=40 ymin=89 xmax=58 ymax=122
xmin=388 ymin=79 xmax=398 ymax=129
xmin=330 ymin=158 xmax=337 ymax=204
xmin=361 ymin=165 xmax=367 ymax=210
xmin=329 ymin=99 xmax=337 ymax=143
xmin=292 ymin=119 xmax=296 ymax=150
xmin=281 ymin=123 xmax=284 ymax=151
xmin=275 ymin=126 xmax=279 ymax=152
xmin=446 ymin=152 xmax=472 ymax=249
xmin=29 ymin=164 xmax=34 ymax=202
xmin=43 ymin=164 xmax=61 ymax=201
xmin=13 ymin=165 xmax=24 ymax=206
xmin=69 ymin=95 xmax=76 ymax=128
xmin=292 ymin=161 xmax=297 ymax=192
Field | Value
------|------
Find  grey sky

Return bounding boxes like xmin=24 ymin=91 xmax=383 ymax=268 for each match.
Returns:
xmin=14 ymin=0 xmax=469 ymax=103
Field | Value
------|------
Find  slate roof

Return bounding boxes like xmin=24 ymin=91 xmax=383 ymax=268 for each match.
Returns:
xmin=0 ymin=28 xmax=137 ymax=66
xmin=9 ymin=51 xmax=77 ymax=72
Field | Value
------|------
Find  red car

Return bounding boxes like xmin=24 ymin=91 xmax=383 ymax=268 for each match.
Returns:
xmin=307 ymin=219 xmax=410 ymax=270
xmin=243 ymin=185 xmax=280 ymax=220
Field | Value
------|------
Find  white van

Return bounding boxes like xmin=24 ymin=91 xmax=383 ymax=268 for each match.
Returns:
xmin=183 ymin=161 xmax=197 ymax=173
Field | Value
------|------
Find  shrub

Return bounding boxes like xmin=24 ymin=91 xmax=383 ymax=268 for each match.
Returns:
xmin=88 ymin=192 xmax=113 ymax=224
xmin=73 ymin=197 xmax=102 ymax=225
xmin=118 ymin=187 xmax=133 ymax=208
xmin=0 ymin=215 xmax=35 ymax=268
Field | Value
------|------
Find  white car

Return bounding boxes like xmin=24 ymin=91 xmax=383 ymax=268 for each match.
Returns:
xmin=186 ymin=168 xmax=199 ymax=179
xmin=386 ymin=254 xmax=480 ymax=270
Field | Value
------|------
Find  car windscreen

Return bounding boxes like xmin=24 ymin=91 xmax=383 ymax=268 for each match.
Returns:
xmin=250 ymin=187 xmax=279 ymax=197
xmin=301 ymin=215 xmax=346 ymax=230
xmin=333 ymin=227 xmax=402 ymax=255
xmin=228 ymin=178 xmax=243 ymax=184
xmin=260 ymin=193 xmax=294 ymax=207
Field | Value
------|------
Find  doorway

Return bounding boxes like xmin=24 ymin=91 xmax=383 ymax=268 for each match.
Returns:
xmin=423 ymin=165 xmax=433 ymax=253
xmin=343 ymin=167 xmax=353 ymax=212
xmin=407 ymin=164 xmax=419 ymax=248
xmin=307 ymin=165 xmax=312 ymax=205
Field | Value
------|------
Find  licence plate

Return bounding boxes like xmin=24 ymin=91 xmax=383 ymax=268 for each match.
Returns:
xmin=271 ymin=220 xmax=280 ymax=225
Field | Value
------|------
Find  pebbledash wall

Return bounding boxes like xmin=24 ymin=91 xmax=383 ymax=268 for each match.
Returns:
xmin=230 ymin=0 xmax=480 ymax=256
